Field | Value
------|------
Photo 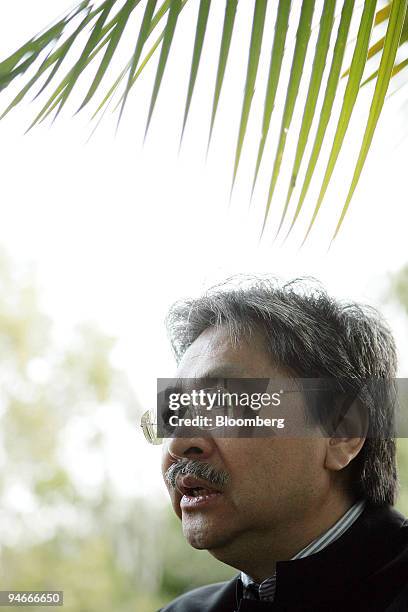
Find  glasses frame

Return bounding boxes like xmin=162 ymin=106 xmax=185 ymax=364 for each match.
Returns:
xmin=140 ymin=386 xmax=326 ymax=445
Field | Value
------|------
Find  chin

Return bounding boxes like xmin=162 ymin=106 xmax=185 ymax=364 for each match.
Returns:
xmin=184 ymin=532 xmax=210 ymax=550
xmin=183 ymin=525 xmax=234 ymax=551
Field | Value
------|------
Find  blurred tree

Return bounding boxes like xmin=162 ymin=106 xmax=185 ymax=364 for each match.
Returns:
xmin=390 ymin=263 xmax=408 ymax=516
xmin=0 ymin=248 xmax=151 ymax=610
xmin=0 ymin=250 xmax=235 ymax=612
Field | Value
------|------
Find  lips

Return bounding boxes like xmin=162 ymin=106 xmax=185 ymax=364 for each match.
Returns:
xmin=177 ymin=476 xmax=221 ymax=497
xmin=178 ymin=475 xmax=223 ymax=498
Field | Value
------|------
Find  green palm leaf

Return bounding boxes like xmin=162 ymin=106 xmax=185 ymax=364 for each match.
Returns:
xmin=332 ymin=0 xmax=408 ymax=241
xmin=26 ymin=20 xmax=119 ymax=129
xmin=92 ymin=0 xmax=180 ymax=121
xmin=302 ymin=0 xmax=378 ymax=244
xmin=0 ymin=3 xmax=101 ymax=119
xmin=277 ymin=0 xmax=336 ymax=237
xmin=231 ymin=0 xmax=267 ymax=191
xmin=261 ymin=0 xmax=316 ymax=236
xmin=0 ymin=0 xmax=408 ymax=243
xmin=79 ymin=0 xmax=141 ymax=112
xmin=0 ymin=1 xmax=91 ymax=91
xmin=180 ymin=0 xmax=211 ymax=143
xmin=362 ymin=54 xmax=408 ymax=86
xmin=286 ymin=0 xmax=354 ymax=237
xmin=117 ymin=0 xmax=157 ymax=127
xmin=25 ymin=2 xmax=137 ymax=130
xmin=251 ymin=0 xmax=291 ymax=197
xmin=144 ymin=0 xmax=182 ymax=137
xmin=375 ymin=3 xmax=391 ymax=25
xmin=0 ymin=11 xmax=98 ymax=118
xmin=343 ymin=3 xmax=408 ymax=78
xmin=207 ymin=0 xmax=238 ymax=150
xmin=362 ymin=3 xmax=408 ymax=86
xmin=56 ymin=0 xmax=118 ymax=117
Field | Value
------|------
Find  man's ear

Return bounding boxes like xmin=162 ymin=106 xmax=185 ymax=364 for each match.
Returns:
xmin=324 ymin=395 xmax=368 ymax=472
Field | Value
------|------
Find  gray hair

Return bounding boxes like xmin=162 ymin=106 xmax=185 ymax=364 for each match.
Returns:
xmin=166 ymin=276 xmax=398 ymax=506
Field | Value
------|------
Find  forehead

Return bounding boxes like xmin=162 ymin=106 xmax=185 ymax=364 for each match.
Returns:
xmin=176 ymin=325 xmax=288 ymax=379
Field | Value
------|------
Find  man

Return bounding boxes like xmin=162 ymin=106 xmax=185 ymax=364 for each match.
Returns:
xmin=144 ymin=278 xmax=408 ymax=611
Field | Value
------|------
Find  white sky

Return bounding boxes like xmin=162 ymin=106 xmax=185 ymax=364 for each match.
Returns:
xmin=1 ymin=1 xmax=408 ymax=501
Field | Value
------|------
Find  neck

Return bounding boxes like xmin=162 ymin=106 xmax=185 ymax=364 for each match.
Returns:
xmin=210 ymin=493 xmax=356 ymax=583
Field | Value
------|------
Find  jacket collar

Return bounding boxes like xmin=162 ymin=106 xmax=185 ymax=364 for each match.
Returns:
xmin=216 ymin=504 xmax=408 ymax=611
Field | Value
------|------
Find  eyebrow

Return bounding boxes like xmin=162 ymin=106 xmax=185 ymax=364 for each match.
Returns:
xmin=198 ymin=365 xmax=248 ymax=378
xmin=169 ymin=366 xmax=248 ymax=393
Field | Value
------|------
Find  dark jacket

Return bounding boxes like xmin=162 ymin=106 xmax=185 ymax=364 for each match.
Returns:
xmin=159 ymin=504 xmax=408 ymax=611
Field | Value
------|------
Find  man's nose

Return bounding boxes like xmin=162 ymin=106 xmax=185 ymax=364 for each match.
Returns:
xmin=166 ymin=434 xmax=215 ymax=461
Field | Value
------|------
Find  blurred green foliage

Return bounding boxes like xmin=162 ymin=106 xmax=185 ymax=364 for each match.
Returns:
xmin=0 ymin=250 xmax=407 ymax=611
xmin=0 ymin=251 xmax=234 ymax=611
xmin=389 ymin=263 xmax=408 ymax=515
xmin=391 ymin=265 xmax=408 ymax=312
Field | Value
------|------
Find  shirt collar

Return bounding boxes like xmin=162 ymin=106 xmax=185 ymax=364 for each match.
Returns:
xmin=241 ymin=500 xmax=365 ymax=602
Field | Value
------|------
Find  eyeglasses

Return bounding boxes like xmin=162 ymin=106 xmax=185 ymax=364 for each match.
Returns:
xmin=140 ymin=385 xmax=325 ymax=445
xmin=141 ymin=409 xmax=162 ymax=445
xmin=141 ymin=386 xmax=234 ymax=445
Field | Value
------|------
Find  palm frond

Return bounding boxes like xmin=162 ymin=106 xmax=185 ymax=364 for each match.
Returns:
xmin=58 ymin=0 xmax=118 ymax=117
xmin=0 ymin=1 xmax=91 ymax=91
xmin=117 ymin=0 xmax=157 ymax=126
xmin=333 ymin=0 xmax=408 ymax=240
xmin=144 ymin=0 xmax=182 ymax=137
xmin=78 ymin=0 xmax=139 ymax=114
xmin=207 ymin=0 xmax=238 ymax=150
xmin=231 ymin=0 xmax=268 ymax=191
xmin=286 ymin=0 xmax=354 ymax=238
xmin=362 ymin=3 xmax=408 ymax=86
xmin=302 ymin=0 xmax=378 ymax=244
xmin=278 ymin=0 xmax=336 ymax=237
xmin=0 ymin=2 xmax=99 ymax=118
xmin=180 ymin=0 xmax=211 ymax=143
xmin=375 ymin=3 xmax=392 ymax=25
xmin=251 ymin=0 xmax=291 ymax=197
xmin=1 ymin=0 xmax=408 ymax=244
xmin=95 ymin=0 xmax=177 ymax=121
xmin=261 ymin=0 xmax=316 ymax=236
xmin=343 ymin=1 xmax=408 ymax=78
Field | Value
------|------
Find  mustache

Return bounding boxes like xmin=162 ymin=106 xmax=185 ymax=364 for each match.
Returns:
xmin=165 ymin=458 xmax=230 ymax=491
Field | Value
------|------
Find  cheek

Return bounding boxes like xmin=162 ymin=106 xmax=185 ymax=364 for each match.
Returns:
xmin=266 ymin=440 xmax=328 ymax=507
xmin=273 ymin=440 xmax=325 ymax=479
xmin=228 ymin=440 xmax=326 ymax=499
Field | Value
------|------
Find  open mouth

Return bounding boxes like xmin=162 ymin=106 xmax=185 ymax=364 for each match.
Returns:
xmin=183 ymin=486 xmax=222 ymax=498
xmin=177 ymin=475 xmax=224 ymax=505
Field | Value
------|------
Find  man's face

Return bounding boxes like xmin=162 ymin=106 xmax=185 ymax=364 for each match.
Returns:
xmin=161 ymin=326 xmax=331 ymax=561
